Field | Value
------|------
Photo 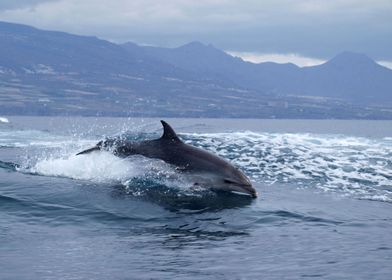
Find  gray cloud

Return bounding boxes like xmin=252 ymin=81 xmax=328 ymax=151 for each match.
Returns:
xmin=0 ymin=0 xmax=56 ymax=10
xmin=0 ymin=0 xmax=391 ymax=60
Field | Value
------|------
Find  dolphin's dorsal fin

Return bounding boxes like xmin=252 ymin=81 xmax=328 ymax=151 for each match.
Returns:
xmin=160 ymin=120 xmax=181 ymax=142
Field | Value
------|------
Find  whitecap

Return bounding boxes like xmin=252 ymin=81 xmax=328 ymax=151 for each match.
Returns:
xmin=0 ymin=117 xmax=9 ymax=123
xmin=182 ymin=131 xmax=392 ymax=202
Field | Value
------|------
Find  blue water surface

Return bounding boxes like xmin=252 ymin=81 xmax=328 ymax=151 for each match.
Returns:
xmin=1 ymin=117 xmax=391 ymax=279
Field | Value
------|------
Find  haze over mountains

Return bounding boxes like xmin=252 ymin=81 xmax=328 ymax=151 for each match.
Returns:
xmin=1 ymin=21 xmax=391 ymax=118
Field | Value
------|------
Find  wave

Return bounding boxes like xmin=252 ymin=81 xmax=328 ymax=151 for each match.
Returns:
xmin=182 ymin=132 xmax=392 ymax=202
xmin=1 ymin=127 xmax=391 ymax=203
xmin=0 ymin=129 xmax=94 ymax=148
xmin=0 ymin=117 xmax=9 ymax=123
xmin=0 ymin=160 xmax=20 ymax=171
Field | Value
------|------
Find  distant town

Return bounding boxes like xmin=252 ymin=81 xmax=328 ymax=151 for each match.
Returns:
xmin=1 ymin=21 xmax=391 ymax=119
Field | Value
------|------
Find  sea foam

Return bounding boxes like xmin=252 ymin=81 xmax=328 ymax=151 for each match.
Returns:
xmin=183 ymin=132 xmax=392 ymax=202
xmin=4 ymin=127 xmax=391 ymax=202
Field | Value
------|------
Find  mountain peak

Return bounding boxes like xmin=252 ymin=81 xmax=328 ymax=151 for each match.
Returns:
xmin=177 ymin=41 xmax=218 ymax=51
xmin=326 ymin=51 xmax=377 ymax=67
xmin=180 ymin=41 xmax=206 ymax=48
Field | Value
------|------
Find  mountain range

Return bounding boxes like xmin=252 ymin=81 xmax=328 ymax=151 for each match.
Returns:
xmin=0 ymin=21 xmax=391 ymax=118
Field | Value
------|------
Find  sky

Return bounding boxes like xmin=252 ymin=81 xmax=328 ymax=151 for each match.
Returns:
xmin=0 ymin=0 xmax=391 ymax=67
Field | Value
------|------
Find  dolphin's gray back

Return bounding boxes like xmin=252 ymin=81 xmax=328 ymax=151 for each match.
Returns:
xmin=79 ymin=120 xmax=232 ymax=174
xmin=108 ymin=120 xmax=231 ymax=173
xmin=114 ymin=138 xmax=232 ymax=174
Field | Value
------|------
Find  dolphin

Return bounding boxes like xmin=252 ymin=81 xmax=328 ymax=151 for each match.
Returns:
xmin=77 ymin=120 xmax=257 ymax=198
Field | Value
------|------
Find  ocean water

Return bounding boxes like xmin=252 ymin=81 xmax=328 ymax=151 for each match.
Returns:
xmin=1 ymin=116 xmax=391 ymax=279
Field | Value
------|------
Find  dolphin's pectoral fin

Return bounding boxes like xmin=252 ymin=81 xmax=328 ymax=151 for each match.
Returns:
xmin=76 ymin=141 xmax=105 ymax=156
xmin=75 ymin=146 xmax=101 ymax=155
xmin=76 ymin=141 xmax=105 ymax=155
xmin=160 ymin=120 xmax=181 ymax=142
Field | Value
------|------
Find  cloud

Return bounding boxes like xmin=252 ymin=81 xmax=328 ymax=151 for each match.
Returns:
xmin=0 ymin=0 xmax=391 ymax=60
xmin=227 ymin=52 xmax=392 ymax=69
xmin=227 ymin=52 xmax=325 ymax=67
xmin=0 ymin=0 xmax=56 ymax=10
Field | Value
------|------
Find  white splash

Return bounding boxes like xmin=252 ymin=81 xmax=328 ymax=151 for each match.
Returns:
xmin=24 ymin=148 xmax=181 ymax=186
xmin=0 ymin=117 xmax=9 ymax=123
xmin=28 ymin=151 xmax=141 ymax=183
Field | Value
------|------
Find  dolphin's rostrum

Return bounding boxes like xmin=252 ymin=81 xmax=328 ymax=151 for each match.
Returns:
xmin=77 ymin=120 xmax=257 ymax=198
